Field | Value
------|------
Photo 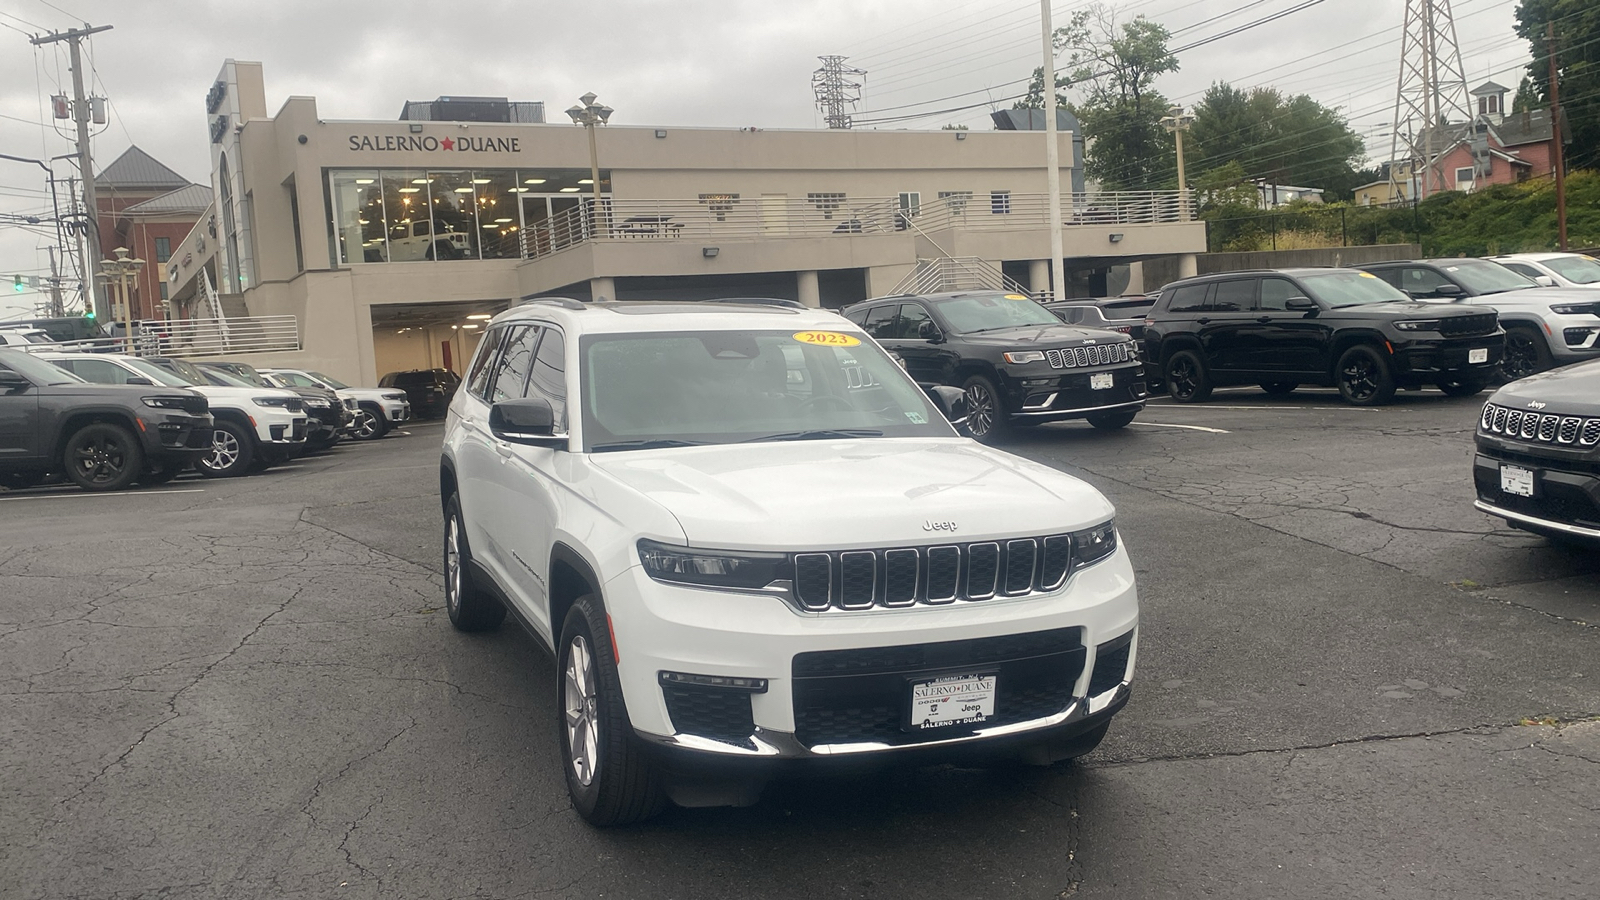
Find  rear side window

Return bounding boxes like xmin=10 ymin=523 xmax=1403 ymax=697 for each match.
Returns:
xmin=1212 ymin=279 xmax=1257 ymax=312
xmin=489 ymin=325 xmax=541 ymax=402
xmin=466 ymin=326 xmax=509 ymax=400
xmin=861 ymin=306 xmax=898 ymax=339
xmin=1166 ymin=284 xmax=1210 ymax=313
xmin=527 ymin=328 xmax=568 ymax=430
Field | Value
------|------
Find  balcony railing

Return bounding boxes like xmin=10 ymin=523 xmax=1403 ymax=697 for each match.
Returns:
xmin=40 ymin=315 xmax=301 ymax=358
xmin=520 ymin=190 xmax=1196 ymax=260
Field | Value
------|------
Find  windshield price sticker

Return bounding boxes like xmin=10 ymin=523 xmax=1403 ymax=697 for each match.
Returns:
xmin=1004 ymin=293 xmax=1030 ymax=300
xmin=909 ymin=672 xmax=997 ymax=731
xmin=792 ymin=331 xmax=862 ymax=347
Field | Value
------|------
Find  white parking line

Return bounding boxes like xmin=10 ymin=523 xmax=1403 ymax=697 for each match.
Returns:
xmin=1131 ymin=422 xmax=1232 ymax=434
xmin=0 ymin=488 xmax=206 ymax=503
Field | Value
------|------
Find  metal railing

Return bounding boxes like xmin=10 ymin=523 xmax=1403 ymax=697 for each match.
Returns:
xmin=38 ymin=315 xmax=300 ymax=358
xmin=519 ymin=190 xmax=1196 ymax=260
xmin=890 ymin=257 xmax=1034 ymax=297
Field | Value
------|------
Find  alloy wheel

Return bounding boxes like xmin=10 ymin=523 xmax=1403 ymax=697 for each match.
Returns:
xmin=1168 ymin=358 xmax=1197 ymax=399
xmin=1502 ymin=333 xmax=1538 ymax=381
xmin=1340 ymin=358 xmax=1379 ymax=402
xmin=964 ymin=383 xmax=995 ymax=437
xmin=352 ymin=410 xmax=379 ymax=439
xmin=204 ymin=430 xmax=240 ymax=472
xmin=444 ymin=517 xmax=462 ymax=614
xmin=72 ymin=434 xmax=128 ymax=485
xmin=564 ymin=635 xmax=601 ymax=787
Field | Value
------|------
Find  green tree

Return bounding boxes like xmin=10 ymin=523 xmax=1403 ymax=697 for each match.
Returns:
xmin=1515 ymin=0 xmax=1600 ymax=169
xmin=1512 ymin=76 xmax=1540 ymax=114
xmin=1042 ymin=4 xmax=1180 ymax=191
xmin=1187 ymin=82 xmax=1365 ymax=199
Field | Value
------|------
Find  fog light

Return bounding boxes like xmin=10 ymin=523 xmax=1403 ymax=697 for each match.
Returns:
xmin=659 ymin=671 xmax=768 ymax=692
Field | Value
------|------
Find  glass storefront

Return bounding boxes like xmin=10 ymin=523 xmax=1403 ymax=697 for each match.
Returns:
xmin=329 ymin=168 xmax=610 ymax=265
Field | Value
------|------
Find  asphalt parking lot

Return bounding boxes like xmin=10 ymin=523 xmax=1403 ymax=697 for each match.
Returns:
xmin=3 ymin=391 xmax=1598 ymax=900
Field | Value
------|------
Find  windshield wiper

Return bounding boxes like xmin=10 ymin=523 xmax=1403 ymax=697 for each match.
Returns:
xmin=744 ymin=429 xmax=884 ymax=443
xmin=590 ymin=439 xmax=711 ymax=453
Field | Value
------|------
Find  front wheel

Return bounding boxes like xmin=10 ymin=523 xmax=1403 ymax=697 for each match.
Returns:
xmin=349 ymin=406 xmax=388 ymax=441
xmin=1086 ymin=409 xmax=1138 ymax=430
xmin=196 ymin=420 xmax=255 ymax=477
xmin=62 ymin=422 xmax=144 ymax=492
xmin=961 ymin=375 xmax=1010 ymax=443
xmin=1500 ymin=326 xmax=1552 ymax=382
xmin=559 ymin=596 xmax=667 ymax=827
xmin=1164 ymin=350 xmax=1213 ymax=403
xmin=1335 ymin=345 xmax=1396 ymax=406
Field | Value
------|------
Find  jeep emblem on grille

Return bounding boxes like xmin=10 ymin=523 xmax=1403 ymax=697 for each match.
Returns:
xmin=1527 ymin=400 xmax=1547 ymax=410
xmin=923 ymin=520 xmax=958 ymax=532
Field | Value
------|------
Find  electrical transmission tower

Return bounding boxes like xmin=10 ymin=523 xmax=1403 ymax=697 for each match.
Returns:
xmin=812 ymin=55 xmax=867 ymax=129
xmin=1388 ymin=0 xmax=1473 ymax=201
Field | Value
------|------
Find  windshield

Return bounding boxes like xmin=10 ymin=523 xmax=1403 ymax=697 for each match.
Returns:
xmin=580 ymin=329 xmax=952 ymax=451
xmin=272 ymin=370 xmax=325 ymax=389
xmin=205 ymin=365 xmax=271 ymax=387
xmin=931 ymin=294 xmax=1060 ymax=334
xmin=0 ymin=349 xmax=84 ymax=384
xmin=1302 ymin=271 xmax=1411 ymax=307
xmin=1543 ymin=255 xmax=1600 ymax=285
xmin=307 ymin=371 xmax=349 ymax=389
xmin=1442 ymin=259 xmax=1537 ymax=294
xmin=204 ymin=369 xmax=254 ymax=388
xmin=122 ymin=358 xmax=196 ymax=387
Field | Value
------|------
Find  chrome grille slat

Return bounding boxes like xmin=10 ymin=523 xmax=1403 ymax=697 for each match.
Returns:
xmin=838 ymin=551 xmax=877 ymax=610
xmin=793 ymin=553 xmax=832 ymax=611
xmin=925 ymin=546 xmax=960 ymax=603
xmin=1003 ymin=539 xmax=1037 ymax=595
xmin=1538 ymin=414 xmax=1560 ymax=442
xmin=882 ymin=549 xmax=919 ymax=607
xmin=1492 ymin=406 xmax=1508 ymax=432
xmin=1558 ymin=417 xmax=1581 ymax=444
xmin=1481 ymin=404 xmax=1600 ymax=449
xmin=1583 ymin=419 xmax=1600 ymax=446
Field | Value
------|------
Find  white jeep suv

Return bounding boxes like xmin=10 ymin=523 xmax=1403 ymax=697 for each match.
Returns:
xmin=262 ymin=368 xmax=411 ymax=440
xmin=440 ymin=299 xmax=1139 ymax=826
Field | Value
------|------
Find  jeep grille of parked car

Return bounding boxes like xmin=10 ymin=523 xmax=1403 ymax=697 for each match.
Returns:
xmin=1045 ymin=343 xmax=1135 ymax=369
xmin=1481 ymin=403 xmax=1600 ymax=447
xmin=1438 ymin=313 xmax=1499 ymax=338
xmin=791 ymin=531 xmax=1104 ymax=612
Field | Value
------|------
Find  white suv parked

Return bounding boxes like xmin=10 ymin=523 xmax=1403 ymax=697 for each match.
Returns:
xmin=37 ymin=352 xmax=308 ymax=477
xmin=1492 ymin=252 xmax=1600 ymax=290
xmin=261 ymin=368 xmax=411 ymax=440
xmin=440 ymin=299 xmax=1139 ymax=826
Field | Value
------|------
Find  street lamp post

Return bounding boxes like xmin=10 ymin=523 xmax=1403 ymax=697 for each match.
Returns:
xmin=99 ymin=247 xmax=145 ymax=353
xmin=565 ymin=93 xmax=613 ymax=238
xmin=1160 ymin=106 xmax=1197 ymax=220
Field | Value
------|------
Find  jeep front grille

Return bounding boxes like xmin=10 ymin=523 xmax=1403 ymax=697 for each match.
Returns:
xmin=791 ymin=534 xmax=1080 ymax=612
xmin=1481 ymin=403 xmax=1600 ymax=447
xmin=1438 ymin=313 xmax=1499 ymax=337
xmin=1045 ymin=342 xmax=1135 ymax=369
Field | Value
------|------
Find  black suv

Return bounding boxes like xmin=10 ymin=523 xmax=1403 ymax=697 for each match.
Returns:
xmin=0 ymin=348 xmax=212 ymax=491
xmin=1474 ymin=358 xmax=1600 ymax=544
xmin=842 ymin=290 xmax=1147 ymax=439
xmin=1143 ymin=268 xmax=1505 ymax=405
xmin=379 ymin=368 xmax=461 ymax=418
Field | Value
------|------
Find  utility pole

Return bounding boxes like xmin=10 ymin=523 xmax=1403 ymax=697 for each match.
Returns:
xmin=1547 ymin=22 xmax=1568 ymax=251
xmin=31 ymin=23 xmax=114 ymax=321
xmin=811 ymin=56 xmax=867 ymax=130
xmin=45 ymin=247 xmax=65 ymax=317
xmin=1041 ymin=1 xmax=1066 ymax=305
xmin=1389 ymin=1 xmax=1470 ymax=201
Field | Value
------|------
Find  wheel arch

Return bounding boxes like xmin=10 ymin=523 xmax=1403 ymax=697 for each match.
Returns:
xmin=51 ymin=410 xmax=142 ymax=461
xmin=1326 ymin=330 xmax=1391 ymax=378
xmin=549 ymin=542 xmax=605 ymax=651
xmin=1156 ymin=334 xmax=1201 ymax=365
xmin=439 ymin=456 xmax=458 ymax=515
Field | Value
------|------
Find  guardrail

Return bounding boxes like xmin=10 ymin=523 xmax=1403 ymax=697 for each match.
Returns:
xmin=520 ymin=190 xmax=1196 ymax=260
xmin=40 ymin=315 xmax=300 ymax=358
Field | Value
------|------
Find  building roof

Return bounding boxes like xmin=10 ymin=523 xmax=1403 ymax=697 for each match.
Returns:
xmin=94 ymin=145 xmax=191 ymax=191
xmin=1496 ymin=109 xmax=1559 ymax=146
xmin=120 ymin=183 xmax=212 ymax=216
xmin=1471 ymin=80 xmax=1510 ymax=96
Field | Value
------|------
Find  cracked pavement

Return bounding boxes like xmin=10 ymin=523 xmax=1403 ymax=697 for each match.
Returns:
xmin=2 ymin=391 xmax=1597 ymax=899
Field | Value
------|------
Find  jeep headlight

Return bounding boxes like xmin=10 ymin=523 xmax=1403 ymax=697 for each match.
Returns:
xmin=1003 ymin=351 xmax=1047 ymax=364
xmin=638 ymin=539 xmax=787 ymax=590
xmin=1393 ymin=319 xmax=1442 ymax=332
xmin=1071 ymin=520 xmax=1118 ymax=570
xmin=1549 ymin=302 xmax=1599 ymax=315
xmin=142 ymin=396 xmax=191 ymax=410
xmin=252 ymin=396 xmax=293 ymax=408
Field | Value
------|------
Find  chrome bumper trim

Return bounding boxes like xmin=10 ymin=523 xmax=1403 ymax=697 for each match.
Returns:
xmin=1012 ymin=399 xmax=1146 ymax=418
xmin=1475 ymin=500 xmax=1600 ymax=539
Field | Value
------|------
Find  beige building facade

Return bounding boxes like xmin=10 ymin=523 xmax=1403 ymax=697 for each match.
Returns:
xmin=168 ymin=61 xmax=1205 ymax=386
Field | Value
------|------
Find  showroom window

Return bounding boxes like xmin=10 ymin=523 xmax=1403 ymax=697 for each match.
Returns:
xmin=329 ymin=168 xmax=609 ymax=265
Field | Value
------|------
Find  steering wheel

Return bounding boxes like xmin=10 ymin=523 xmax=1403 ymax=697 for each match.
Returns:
xmin=800 ymin=394 xmax=854 ymax=411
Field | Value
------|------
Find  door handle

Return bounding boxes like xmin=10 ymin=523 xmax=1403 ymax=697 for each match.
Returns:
xmin=1196 ymin=317 xmax=1211 ymax=325
xmin=494 ymin=441 xmax=515 ymax=459
xmin=1257 ymin=316 xmax=1272 ymax=324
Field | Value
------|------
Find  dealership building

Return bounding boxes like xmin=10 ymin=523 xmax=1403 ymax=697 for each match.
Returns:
xmin=163 ymin=61 xmax=1205 ymax=385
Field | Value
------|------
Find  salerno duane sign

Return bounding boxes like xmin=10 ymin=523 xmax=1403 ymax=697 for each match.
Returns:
xmin=347 ymin=134 xmax=521 ymax=153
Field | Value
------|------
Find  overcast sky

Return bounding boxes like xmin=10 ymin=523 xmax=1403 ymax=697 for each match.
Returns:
xmin=0 ymin=0 xmax=1528 ymax=319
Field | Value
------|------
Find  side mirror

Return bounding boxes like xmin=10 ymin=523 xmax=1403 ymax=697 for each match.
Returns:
xmin=1285 ymin=297 xmax=1318 ymax=312
xmin=925 ymin=385 xmax=969 ymax=432
xmin=1432 ymin=283 xmax=1464 ymax=297
xmin=0 ymin=369 xmax=31 ymax=391
xmin=917 ymin=320 xmax=943 ymax=342
xmin=1533 ymin=275 xmax=1557 ymax=287
xmin=125 ymin=377 xmax=154 ymax=386
xmin=489 ymin=398 xmax=566 ymax=448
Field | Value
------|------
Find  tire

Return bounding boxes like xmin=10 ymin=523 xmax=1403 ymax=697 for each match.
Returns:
xmin=443 ymin=494 xmax=506 ymax=632
xmin=1500 ymin=326 xmax=1553 ymax=382
xmin=196 ymin=419 xmax=255 ymax=478
xmin=1335 ymin=345 xmax=1396 ymax=406
xmin=61 ymin=422 xmax=144 ymax=492
xmin=1435 ymin=375 xmax=1488 ymax=398
xmin=1164 ymin=349 xmax=1213 ymax=403
xmin=559 ymin=595 xmax=667 ymax=827
xmin=1259 ymin=381 xmax=1298 ymax=397
xmin=1086 ymin=409 xmax=1138 ymax=430
xmin=961 ymin=374 xmax=1010 ymax=443
xmin=350 ymin=406 xmax=388 ymax=441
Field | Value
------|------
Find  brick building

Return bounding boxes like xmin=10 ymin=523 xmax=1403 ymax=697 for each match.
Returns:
xmin=93 ymin=146 xmax=206 ymax=320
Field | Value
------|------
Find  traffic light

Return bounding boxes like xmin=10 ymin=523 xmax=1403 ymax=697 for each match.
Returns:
xmin=11 ymin=275 xmax=23 ymax=293
xmin=84 ymin=310 xmax=96 ymax=320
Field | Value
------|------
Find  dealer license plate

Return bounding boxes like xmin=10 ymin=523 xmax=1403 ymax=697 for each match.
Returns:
xmin=1500 ymin=464 xmax=1534 ymax=497
xmin=909 ymin=672 xmax=997 ymax=731
xmin=1469 ymin=348 xmax=1489 ymax=364
xmin=1090 ymin=372 xmax=1114 ymax=390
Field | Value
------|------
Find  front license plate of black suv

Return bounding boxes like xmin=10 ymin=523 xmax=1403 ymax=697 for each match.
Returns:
xmin=1500 ymin=464 xmax=1535 ymax=497
xmin=907 ymin=671 xmax=997 ymax=731
xmin=1469 ymin=348 xmax=1489 ymax=364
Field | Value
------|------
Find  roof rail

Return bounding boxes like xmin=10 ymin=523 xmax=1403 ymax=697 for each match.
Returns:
xmin=702 ymin=297 xmax=807 ymax=309
xmin=525 ymin=297 xmax=587 ymax=310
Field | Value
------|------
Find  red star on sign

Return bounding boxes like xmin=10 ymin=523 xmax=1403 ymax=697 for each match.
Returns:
xmin=440 ymin=137 xmax=454 ymax=150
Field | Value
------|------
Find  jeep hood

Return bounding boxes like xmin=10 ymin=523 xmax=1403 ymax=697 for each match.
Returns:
xmin=589 ymin=438 xmax=1115 ymax=549
xmin=959 ymin=323 xmax=1128 ymax=346
xmin=1492 ymin=357 xmax=1600 ymax=415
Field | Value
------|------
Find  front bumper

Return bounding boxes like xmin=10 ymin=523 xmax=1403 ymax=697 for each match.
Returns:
xmin=1001 ymin=363 xmax=1149 ymax=421
xmin=605 ymin=544 xmax=1139 ymax=761
xmin=384 ymin=401 xmax=412 ymax=423
xmin=1473 ymin=441 xmax=1600 ymax=540
xmin=142 ymin=412 xmax=214 ymax=464
xmin=1391 ymin=332 xmax=1504 ymax=379
xmin=1547 ymin=313 xmax=1600 ymax=362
